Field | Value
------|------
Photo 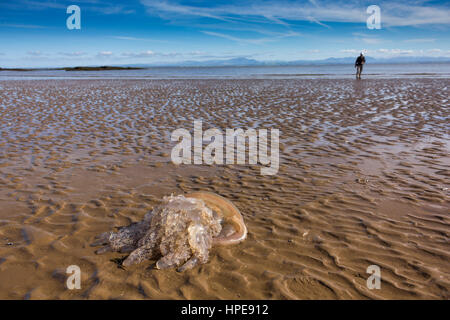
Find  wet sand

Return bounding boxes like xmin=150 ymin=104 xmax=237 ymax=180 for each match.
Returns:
xmin=0 ymin=79 xmax=448 ymax=299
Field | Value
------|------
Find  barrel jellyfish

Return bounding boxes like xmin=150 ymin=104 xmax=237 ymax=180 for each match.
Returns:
xmin=91 ymin=192 xmax=247 ymax=271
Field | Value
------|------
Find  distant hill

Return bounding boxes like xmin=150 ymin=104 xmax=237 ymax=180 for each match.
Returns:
xmin=177 ymin=57 xmax=263 ymax=67
xmin=125 ymin=56 xmax=450 ymax=67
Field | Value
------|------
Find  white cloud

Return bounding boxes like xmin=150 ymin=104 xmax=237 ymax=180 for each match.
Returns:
xmin=202 ymin=30 xmax=299 ymax=45
xmin=97 ymin=6 xmax=135 ymax=15
xmin=339 ymin=48 xmax=445 ymax=58
xmin=403 ymin=38 xmax=436 ymax=43
xmin=27 ymin=50 xmax=43 ymax=56
xmin=352 ymin=33 xmax=386 ymax=45
xmin=121 ymin=50 xmax=156 ymax=58
xmin=358 ymin=48 xmax=449 ymax=57
xmin=306 ymin=16 xmax=331 ymax=29
xmin=59 ymin=51 xmax=86 ymax=57
xmin=21 ymin=0 xmax=66 ymax=10
xmin=97 ymin=51 xmax=113 ymax=57
xmin=111 ymin=36 xmax=167 ymax=43
xmin=389 ymin=49 xmax=414 ymax=55
xmin=188 ymin=51 xmax=207 ymax=56
xmin=361 ymin=38 xmax=384 ymax=44
xmin=139 ymin=0 xmax=450 ymax=27
xmin=371 ymin=48 xmax=416 ymax=55
xmin=202 ymin=31 xmax=272 ymax=44
xmin=0 ymin=23 xmax=48 ymax=29
xmin=340 ymin=49 xmax=360 ymax=54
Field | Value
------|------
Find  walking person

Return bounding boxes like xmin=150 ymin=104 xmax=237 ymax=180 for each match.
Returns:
xmin=355 ymin=53 xmax=366 ymax=79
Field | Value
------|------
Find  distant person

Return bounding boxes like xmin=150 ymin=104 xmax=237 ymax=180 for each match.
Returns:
xmin=355 ymin=53 xmax=366 ymax=79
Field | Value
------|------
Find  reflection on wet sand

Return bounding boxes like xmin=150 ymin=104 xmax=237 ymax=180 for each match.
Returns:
xmin=0 ymin=79 xmax=448 ymax=299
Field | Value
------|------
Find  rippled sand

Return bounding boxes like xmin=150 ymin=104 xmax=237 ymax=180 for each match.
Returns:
xmin=0 ymin=79 xmax=448 ymax=299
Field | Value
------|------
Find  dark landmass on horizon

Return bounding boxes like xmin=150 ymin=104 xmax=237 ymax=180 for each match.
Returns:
xmin=0 ymin=67 xmax=36 ymax=71
xmin=62 ymin=66 xmax=144 ymax=71
xmin=0 ymin=66 xmax=144 ymax=72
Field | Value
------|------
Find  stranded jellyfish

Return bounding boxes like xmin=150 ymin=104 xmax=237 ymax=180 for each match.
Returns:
xmin=91 ymin=192 xmax=247 ymax=271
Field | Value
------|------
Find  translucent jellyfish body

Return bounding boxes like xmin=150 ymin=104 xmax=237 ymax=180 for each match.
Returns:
xmin=91 ymin=192 xmax=247 ymax=271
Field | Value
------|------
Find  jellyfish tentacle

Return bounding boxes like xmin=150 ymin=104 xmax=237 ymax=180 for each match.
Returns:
xmin=122 ymin=244 xmax=158 ymax=267
xmin=155 ymin=257 xmax=173 ymax=270
xmin=95 ymin=245 xmax=112 ymax=254
xmin=90 ymin=231 xmax=112 ymax=247
xmin=119 ymin=245 xmax=136 ymax=253
xmin=188 ymin=223 xmax=211 ymax=265
xmin=156 ymin=250 xmax=191 ymax=270
xmin=177 ymin=256 xmax=199 ymax=272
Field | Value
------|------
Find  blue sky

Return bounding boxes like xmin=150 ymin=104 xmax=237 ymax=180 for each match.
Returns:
xmin=0 ymin=0 xmax=449 ymax=67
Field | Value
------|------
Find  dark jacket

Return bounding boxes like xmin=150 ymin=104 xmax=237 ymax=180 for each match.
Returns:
xmin=355 ymin=56 xmax=366 ymax=66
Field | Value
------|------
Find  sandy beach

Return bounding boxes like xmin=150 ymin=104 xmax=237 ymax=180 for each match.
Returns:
xmin=0 ymin=78 xmax=448 ymax=299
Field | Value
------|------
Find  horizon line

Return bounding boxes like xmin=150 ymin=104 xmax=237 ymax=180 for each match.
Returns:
xmin=2 ymin=55 xmax=450 ymax=70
